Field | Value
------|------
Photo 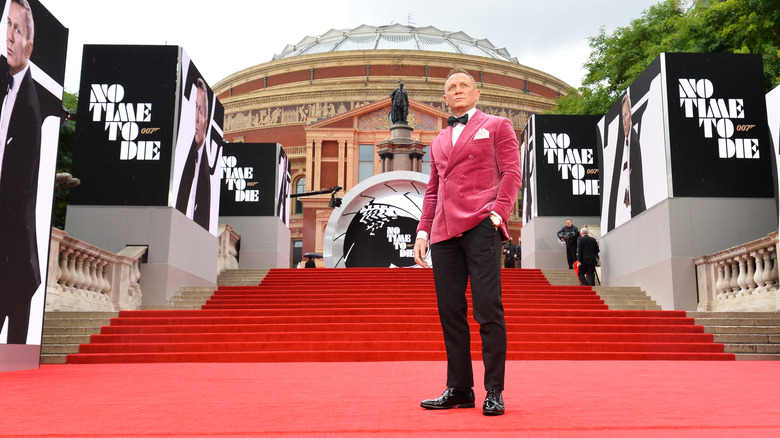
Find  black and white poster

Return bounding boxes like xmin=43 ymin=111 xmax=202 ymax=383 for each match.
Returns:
xmin=665 ymin=52 xmax=773 ymax=197
xmin=599 ymin=56 xmax=668 ymax=233
xmin=766 ymin=85 xmax=780 ymax=230
xmin=520 ymin=121 xmax=534 ymax=223
xmin=0 ymin=0 xmax=67 ymax=350
xmin=531 ymin=115 xmax=601 ymax=217
xmin=219 ymin=142 xmax=287 ymax=219
xmin=70 ymin=45 xmax=179 ymax=207
xmin=170 ymin=50 xmax=223 ymax=235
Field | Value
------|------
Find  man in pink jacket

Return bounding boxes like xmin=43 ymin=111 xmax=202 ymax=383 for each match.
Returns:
xmin=414 ymin=68 xmax=521 ymax=416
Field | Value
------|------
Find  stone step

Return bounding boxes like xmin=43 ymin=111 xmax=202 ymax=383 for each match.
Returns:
xmin=43 ymin=318 xmax=116 ymax=328
xmin=41 ymin=344 xmax=81 ymax=355
xmin=735 ymin=354 xmax=780 ymax=361
xmin=703 ymin=325 xmax=780 ymax=335
xmin=724 ymin=343 xmax=780 ymax=354
xmin=691 ymin=318 xmax=780 ymax=326
xmin=43 ymin=335 xmax=92 ymax=345
xmin=40 ymin=355 xmax=68 ymax=364
xmin=44 ymin=311 xmax=119 ymax=319
xmin=689 ymin=311 xmax=780 ymax=319
xmin=43 ymin=326 xmax=104 ymax=336
xmin=714 ymin=334 xmax=780 ymax=344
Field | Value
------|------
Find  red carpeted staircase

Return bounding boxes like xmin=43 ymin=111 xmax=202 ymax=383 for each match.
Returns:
xmin=66 ymin=268 xmax=734 ymax=363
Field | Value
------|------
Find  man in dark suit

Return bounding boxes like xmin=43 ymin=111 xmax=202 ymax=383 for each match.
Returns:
xmin=576 ymin=228 xmax=599 ymax=286
xmin=607 ymin=93 xmax=646 ymax=231
xmin=557 ymin=218 xmax=579 ymax=269
xmin=0 ymin=0 xmax=41 ymax=344
xmin=414 ymin=68 xmax=521 ymax=416
xmin=175 ymin=78 xmax=211 ymax=230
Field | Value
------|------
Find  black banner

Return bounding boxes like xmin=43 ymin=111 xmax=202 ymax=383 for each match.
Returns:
xmin=219 ymin=143 xmax=282 ymax=217
xmin=665 ymin=52 xmax=773 ymax=197
xmin=70 ymin=45 xmax=179 ymax=206
xmin=532 ymin=115 xmax=601 ymax=217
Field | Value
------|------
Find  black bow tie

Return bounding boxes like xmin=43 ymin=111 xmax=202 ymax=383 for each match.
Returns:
xmin=447 ymin=114 xmax=468 ymax=126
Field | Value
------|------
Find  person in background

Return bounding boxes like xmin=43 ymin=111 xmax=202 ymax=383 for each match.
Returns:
xmin=557 ymin=218 xmax=579 ymax=269
xmin=576 ymin=227 xmax=599 ymax=286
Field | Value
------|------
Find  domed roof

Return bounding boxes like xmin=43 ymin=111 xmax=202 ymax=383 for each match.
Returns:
xmin=272 ymin=24 xmax=518 ymax=63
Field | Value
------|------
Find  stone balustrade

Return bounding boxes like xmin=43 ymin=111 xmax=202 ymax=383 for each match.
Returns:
xmin=218 ymin=224 xmax=240 ymax=274
xmin=694 ymin=231 xmax=779 ymax=311
xmin=46 ymin=228 xmax=147 ymax=312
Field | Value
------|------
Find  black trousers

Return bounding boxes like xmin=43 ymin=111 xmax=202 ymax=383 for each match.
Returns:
xmin=431 ymin=218 xmax=506 ymax=391
xmin=578 ymin=262 xmax=596 ymax=286
xmin=566 ymin=244 xmax=577 ymax=269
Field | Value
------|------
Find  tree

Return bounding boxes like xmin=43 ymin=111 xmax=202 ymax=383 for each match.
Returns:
xmin=52 ymin=91 xmax=77 ymax=230
xmin=554 ymin=0 xmax=780 ymax=115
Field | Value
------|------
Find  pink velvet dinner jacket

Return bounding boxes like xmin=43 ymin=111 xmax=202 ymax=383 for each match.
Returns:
xmin=418 ymin=109 xmax=522 ymax=245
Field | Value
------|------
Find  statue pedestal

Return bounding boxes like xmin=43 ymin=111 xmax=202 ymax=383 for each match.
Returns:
xmin=377 ymin=123 xmax=426 ymax=173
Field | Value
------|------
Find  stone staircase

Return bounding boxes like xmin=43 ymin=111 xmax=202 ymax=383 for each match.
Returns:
xmin=542 ymin=269 xmax=661 ymax=310
xmin=542 ymin=269 xmax=780 ymax=360
xmin=40 ymin=269 xmax=270 ymax=364
xmin=41 ymin=311 xmax=118 ymax=364
xmin=687 ymin=312 xmax=780 ymax=361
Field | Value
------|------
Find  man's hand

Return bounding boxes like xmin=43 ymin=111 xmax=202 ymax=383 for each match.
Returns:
xmin=413 ymin=238 xmax=429 ymax=268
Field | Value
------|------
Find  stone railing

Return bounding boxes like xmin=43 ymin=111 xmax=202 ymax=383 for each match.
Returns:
xmin=694 ymin=231 xmax=779 ymax=311
xmin=46 ymin=228 xmax=147 ymax=312
xmin=218 ymin=224 xmax=240 ymax=275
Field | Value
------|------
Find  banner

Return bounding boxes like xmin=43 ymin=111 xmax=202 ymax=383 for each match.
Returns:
xmin=600 ymin=53 xmax=775 ymax=234
xmin=767 ymin=85 xmax=780 ymax=230
xmin=170 ymin=50 xmax=223 ymax=234
xmin=70 ymin=45 xmax=178 ymax=207
xmin=665 ymin=53 xmax=773 ymax=197
xmin=219 ymin=143 xmax=288 ymax=221
xmin=0 ymin=0 xmax=68 ymax=348
xmin=530 ymin=115 xmax=601 ymax=217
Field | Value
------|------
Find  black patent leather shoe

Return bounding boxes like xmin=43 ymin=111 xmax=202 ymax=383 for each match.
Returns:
xmin=482 ymin=389 xmax=504 ymax=416
xmin=420 ymin=387 xmax=475 ymax=409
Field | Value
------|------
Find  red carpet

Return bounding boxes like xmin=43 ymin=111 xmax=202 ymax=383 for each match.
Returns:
xmin=67 ymin=268 xmax=733 ymax=363
xmin=1 ymin=361 xmax=778 ymax=437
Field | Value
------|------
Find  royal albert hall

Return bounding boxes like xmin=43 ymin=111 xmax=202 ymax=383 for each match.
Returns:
xmin=213 ymin=24 xmax=572 ymax=266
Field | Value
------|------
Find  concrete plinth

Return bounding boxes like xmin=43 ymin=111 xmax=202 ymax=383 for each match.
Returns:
xmin=65 ymin=206 xmax=217 ymax=306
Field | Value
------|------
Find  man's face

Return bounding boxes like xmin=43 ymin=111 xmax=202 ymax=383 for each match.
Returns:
xmin=566 ymin=220 xmax=572 ymax=227
xmin=7 ymin=2 xmax=33 ymax=76
xmin=443 ymin=73 xmax=480 ymax=116
xmin=194 ymin=87 xmax=207 ymax=148
xmin=621 ymin=99 xmax=632 ymax=138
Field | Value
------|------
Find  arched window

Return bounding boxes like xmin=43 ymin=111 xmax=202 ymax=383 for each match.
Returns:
xmin=294 ymin=177 xmax=306 ymax=215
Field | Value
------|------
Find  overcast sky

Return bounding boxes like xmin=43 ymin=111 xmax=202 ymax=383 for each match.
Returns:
xmin=44 ymin=0 xmax=661 ymax=94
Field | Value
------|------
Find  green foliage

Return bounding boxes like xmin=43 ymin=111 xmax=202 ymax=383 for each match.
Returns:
xmin=52 ymin=91 xmax=78 ymax=230
xmin=553 ymin=0 xmax=780 ymax=115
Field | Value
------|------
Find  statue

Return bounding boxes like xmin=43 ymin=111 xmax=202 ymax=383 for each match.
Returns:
xmin=390 ymin=80 xmax=409 ymax=125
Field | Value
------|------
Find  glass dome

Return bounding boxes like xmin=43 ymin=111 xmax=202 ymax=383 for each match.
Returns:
xmin=272 ymin=24 xmax=518 ymax=63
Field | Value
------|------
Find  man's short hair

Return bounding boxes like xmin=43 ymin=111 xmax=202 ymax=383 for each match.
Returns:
xmin=580 ymin=227 xmax=588 ymax=236
xmin=446 ymin=68 xmax=477 ymax=88
xmin=12 ymin=0 xmax=34 ymax=43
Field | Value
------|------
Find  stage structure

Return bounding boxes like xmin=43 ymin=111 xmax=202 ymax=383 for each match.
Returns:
xmin=66 ymin=45 xmax=224 ymax=307
xmin=323 ymin=171 xmax=429 ymax=268
xmin=0 ymin=0 xmax=68 ymax=371
xmin=219 ymin=142 xmax=291 ymax=268
xmin=597 ymin=52 xmax=776 ymax=310
xmin=519 ymin=114 xmax=601 ymax=269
